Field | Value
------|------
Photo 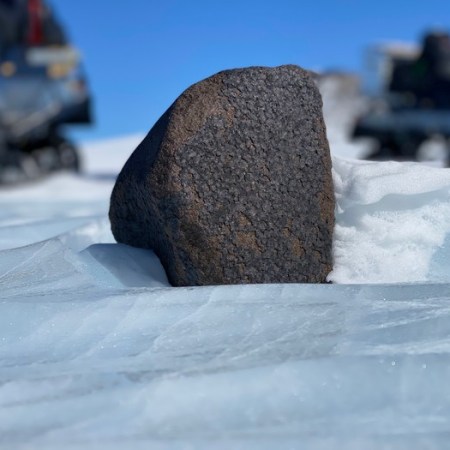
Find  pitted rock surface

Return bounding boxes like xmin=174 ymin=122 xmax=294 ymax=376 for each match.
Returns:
xmin=109 ymin=65 xmax=334 ymax=286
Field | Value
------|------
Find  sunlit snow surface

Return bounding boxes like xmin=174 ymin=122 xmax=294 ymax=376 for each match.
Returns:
xmin=1 ymin=106 xmax=450 ymax=448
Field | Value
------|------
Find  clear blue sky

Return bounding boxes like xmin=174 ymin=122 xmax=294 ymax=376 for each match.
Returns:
xmin=51 ymin=0 xmax=450 ymax=142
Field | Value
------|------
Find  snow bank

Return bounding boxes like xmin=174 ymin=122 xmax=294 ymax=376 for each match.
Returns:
xmin=330 ymin=157 xmax=450 ymax=283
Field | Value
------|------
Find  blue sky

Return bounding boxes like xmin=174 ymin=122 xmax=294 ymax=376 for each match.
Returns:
xmin=51 ymin=0 xmax=450 ymax=142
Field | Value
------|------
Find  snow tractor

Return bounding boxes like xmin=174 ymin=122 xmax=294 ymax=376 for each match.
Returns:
xmin=0 ymin=0 xmax=92 ymax=184
xmin=352 ymin=31 xmax=450 ymax=165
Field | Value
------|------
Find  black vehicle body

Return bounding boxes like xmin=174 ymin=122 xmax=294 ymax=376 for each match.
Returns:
xmin=0 ymin=0 xmax=92 ymax=184
xmin=353 ymin=31 xmax=450 ymax=165
xmin=0 ymin=45 xmax=92 ymax=183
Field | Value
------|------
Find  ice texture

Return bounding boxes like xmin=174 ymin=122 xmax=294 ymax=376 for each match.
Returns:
xmin=1 ymin=105 xmax=450 ymax=447
xmin=1 ymin=235 xmax=450 ymax=448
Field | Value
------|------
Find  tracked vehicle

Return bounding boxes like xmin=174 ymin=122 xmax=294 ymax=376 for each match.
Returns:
xmin=353 ymin=31 xmax=450 ymax=165
xmin=0 ymin=0 xmax=92 ymax=184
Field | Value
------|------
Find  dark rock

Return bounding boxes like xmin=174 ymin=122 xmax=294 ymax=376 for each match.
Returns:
xmin=109 ymin=65 xmax=335 ymax=286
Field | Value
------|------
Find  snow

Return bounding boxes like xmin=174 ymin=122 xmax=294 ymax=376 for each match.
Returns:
xmin=1 ymin=88 xmax=450 ymax=448
xmin=329 ymin=157 xmax=450 ymax=283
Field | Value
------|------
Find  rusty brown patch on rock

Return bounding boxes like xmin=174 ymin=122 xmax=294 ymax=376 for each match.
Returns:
xmin=165 ymin=72 xmax=235 ymax=152
xmin=291 ymin=236 xmax=305 ymax=258
xmin=235 ymin=231 xmax=262 ymax=254
xmin=238 ymin=213 xmax=252 ymax=227
xmin=282 ymin=219 xmax=306 ymax=258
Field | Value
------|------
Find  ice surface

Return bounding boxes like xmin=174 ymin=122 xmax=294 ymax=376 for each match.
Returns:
xmin=1 ymin=245 xmax=450 ymax=448
xmin=2 ymin=236 xmax=450 ymax=448
xmin=1 ymin=91 xmax=450 ymax=448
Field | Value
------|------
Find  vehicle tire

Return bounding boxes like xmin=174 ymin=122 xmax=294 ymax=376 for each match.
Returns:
xmin=57 ymin=139 xmax=81 ymax=172
xmin=416 ymin=136 xmax=449 ymax=166
xmin=32 ymin=146 xmax=60 ymax=174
